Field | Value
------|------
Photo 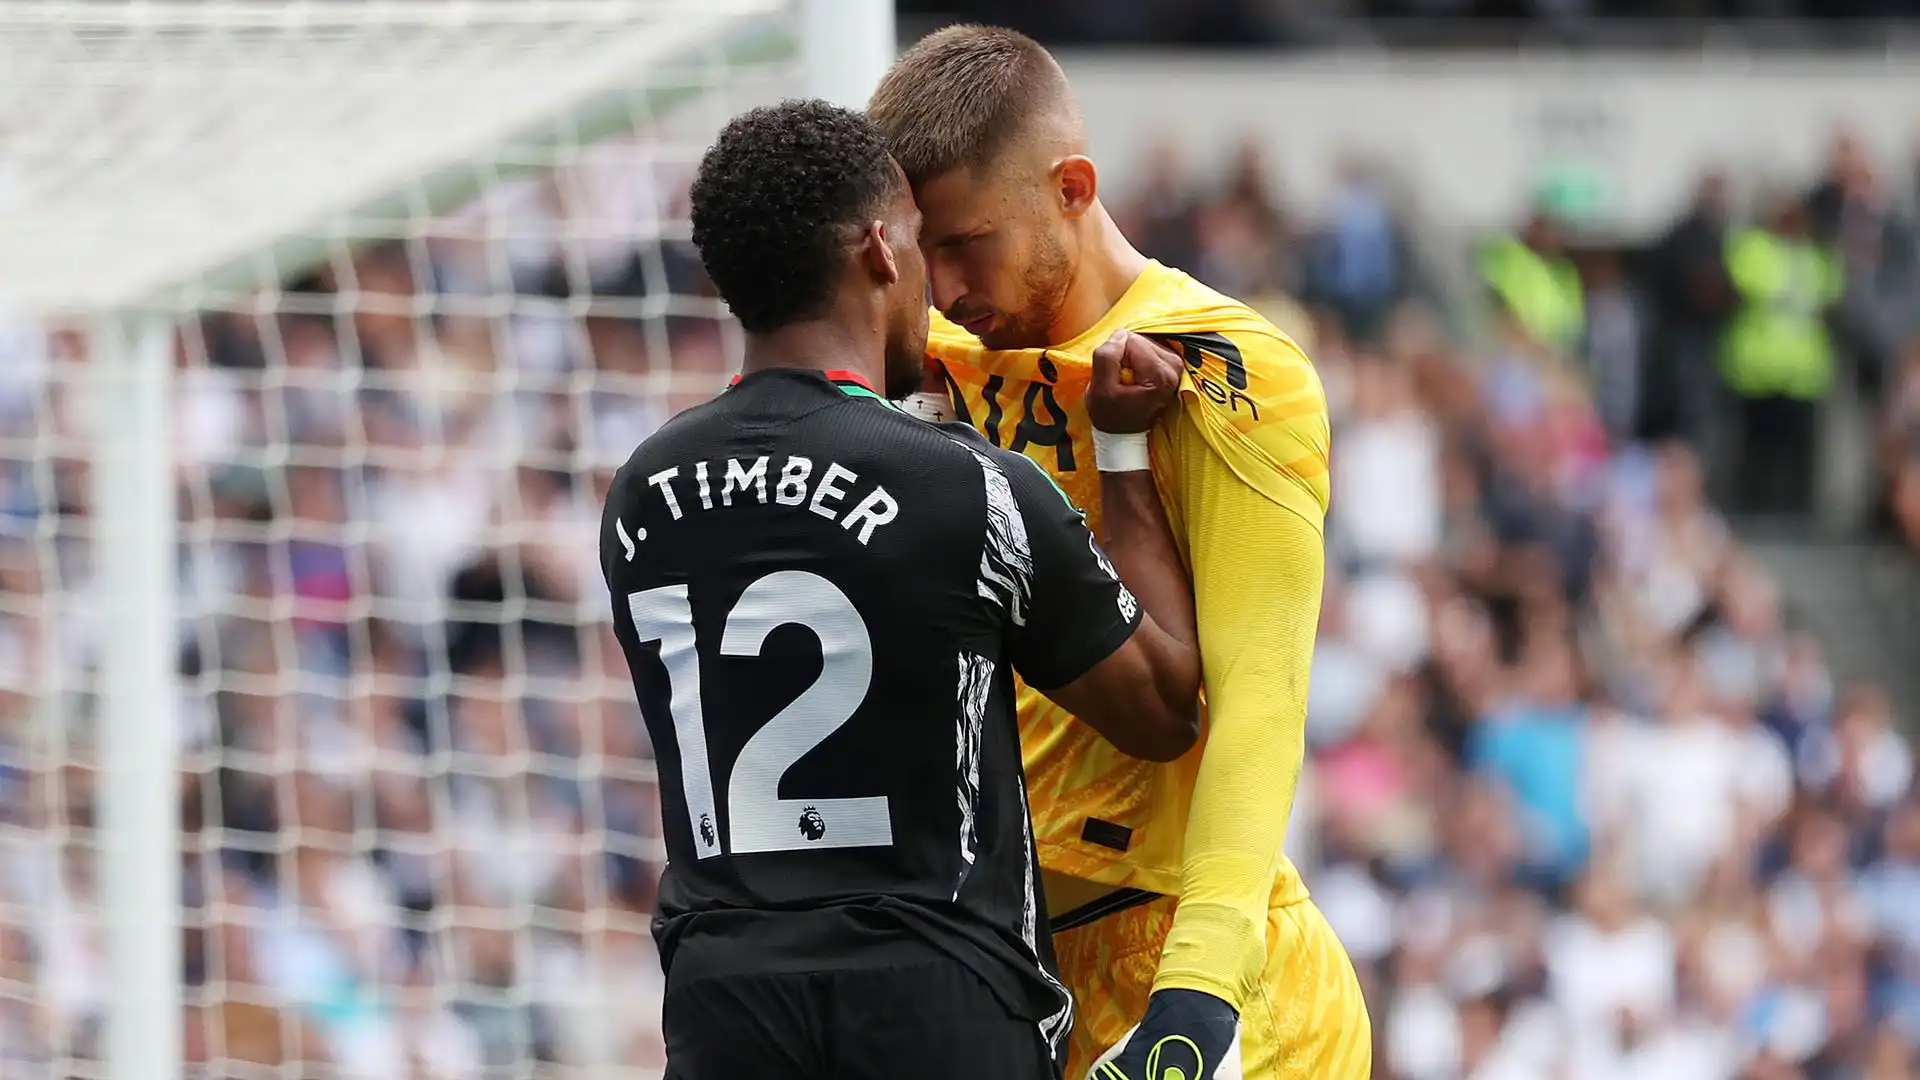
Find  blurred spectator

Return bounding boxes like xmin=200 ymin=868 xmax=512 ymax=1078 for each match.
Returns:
xmin=1610 ymin=441 xmax=1732 ymax=644
xmin=1479 ymin=207 xmax=1585 ymax=361
xmin=1605 ymin=657 xmax=1793 ymax=908
xmin=1332 ymin=356 xmax=1445 ymax=570
xmin=1581 ymin=248 xmax=1645 ymax=442
xmin=1545 ymin=866 xmax=1688 ymax=1074
xmin=1468 ymin=637 xmax=1592 ymax=889
xmin=1643 ymin=171 xmax=1737 ymax=477
xmin=1190 ymin=141 xmax=1294 ymax=299
xmin=1810 ymin=127 xmax=1920 ymax=400
xmin=1302 ymin=157 xmax=1420 ymax=347
xmin=1798 ymin=685 xmax=1914 ymax=817
xmin=1881 ymin=334 xmax=1920 ymax=547
xmin=1118 ymin=139 xmax=1200 ymax=272
xmin=1720 ymin=191 xmax=1843 ymax=518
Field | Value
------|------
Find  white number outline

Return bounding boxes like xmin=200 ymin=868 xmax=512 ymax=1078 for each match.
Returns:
xmin=627 ymin=570 xmax=891 ymax=858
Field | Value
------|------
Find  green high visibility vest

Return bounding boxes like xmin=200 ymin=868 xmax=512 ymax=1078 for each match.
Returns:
xmin=1478 ymin=236 xmax=1585 ymax=354
xmin=1719 ymin=228 xmax=1842 ymax=400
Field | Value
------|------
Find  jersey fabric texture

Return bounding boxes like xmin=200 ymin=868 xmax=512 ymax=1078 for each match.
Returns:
xmin=600 ymin=368 xmax=1142 ymax=1072
xmin=926 ymin=261 xmax=1372 ymax=1078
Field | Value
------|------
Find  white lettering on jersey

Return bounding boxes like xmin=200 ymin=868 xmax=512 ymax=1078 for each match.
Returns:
xmin=1085 ymin=531 xmax=1139 ymax=622
xmin=694 ymin=460 xmax=713 ymax=510
xmin=808 ymin=463 xmax=857 ymax=521
xmin=647 ymin=466 xmax=684 ymax=520
xmin=615 ymin=516 xmax=644 ymax=560
xmin=722 ymin=456 xmax=769 ymax=505
xmin=650 ymin=456 xmax=899 ymax=545
xmin=776 ymin=456 xmax=813 ymax=506
xmin=841 ymin=486 xmax=898 ymax=546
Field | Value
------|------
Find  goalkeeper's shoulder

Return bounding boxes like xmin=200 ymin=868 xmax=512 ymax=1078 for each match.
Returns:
xmin=1146 ymin=283 xmax=1331 ymax=521
xmin=1220 ymin=318 xmax=1325 ymax=412
xmin=1196 ymin=289 xmax=1325 ymax=406
xmin=1140 ymin=274 xmax=1327 ymax=418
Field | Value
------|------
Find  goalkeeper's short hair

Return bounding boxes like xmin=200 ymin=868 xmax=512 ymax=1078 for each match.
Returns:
xmin=867 ymin=24 xmax=1076 ymax=186
xmin=689 ymin=99 xmax=902 ymax=334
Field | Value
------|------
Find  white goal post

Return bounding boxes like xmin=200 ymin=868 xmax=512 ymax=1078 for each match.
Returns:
xmin=0 ymin=2 xmax=891 ymax=1078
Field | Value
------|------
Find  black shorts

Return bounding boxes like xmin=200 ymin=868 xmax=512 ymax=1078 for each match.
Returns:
xmin=662 ymin=959 xmax=1059 ymax=1080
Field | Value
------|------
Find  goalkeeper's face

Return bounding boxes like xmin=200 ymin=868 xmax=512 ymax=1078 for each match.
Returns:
xmin=914 ymin=156 xmax=1079 ymax=352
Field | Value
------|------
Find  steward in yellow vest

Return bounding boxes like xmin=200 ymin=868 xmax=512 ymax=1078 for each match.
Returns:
xmin=1719 ymin=195 xmax=1843 ymax=516
xmin=1720 ymin=212 xmax=1843 ymax=401
xmin=1479 ymin=213 xmax=1585 ymax=356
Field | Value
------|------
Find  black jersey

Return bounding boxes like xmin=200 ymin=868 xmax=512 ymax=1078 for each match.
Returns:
xmin=600 ymin=368 xmax=1141 ymax=1045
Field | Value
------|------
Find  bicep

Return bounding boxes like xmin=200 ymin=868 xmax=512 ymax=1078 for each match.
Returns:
xmin=1039 ymin=617 xmax=1194 ymax=762
xmin=1174 ymin=426 xmax=1326 ymax=829
xmin=1185 ymin=461 xmax=1324 ymax=724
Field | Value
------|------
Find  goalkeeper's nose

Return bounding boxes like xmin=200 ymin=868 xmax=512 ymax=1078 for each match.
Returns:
xmin=927 ymin=258 xmax=969 ymax=316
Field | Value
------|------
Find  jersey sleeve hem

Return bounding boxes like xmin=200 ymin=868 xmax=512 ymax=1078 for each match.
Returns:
xmin=1150 ymin=899 xmax=1269 ymax=1009
xmin=1149 ymin=971 xmax=1245 ymax=1011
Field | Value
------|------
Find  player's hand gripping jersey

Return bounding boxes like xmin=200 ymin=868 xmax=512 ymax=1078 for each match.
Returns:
xmin=928 ymin=259 xmax=1328 ymax=906
xmin=928 ymin=262 xmax=1370 ymax=1078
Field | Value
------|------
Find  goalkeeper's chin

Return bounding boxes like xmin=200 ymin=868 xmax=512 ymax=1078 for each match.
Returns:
xmin=1088 ymin=1022 xmax=1245 ymax=1080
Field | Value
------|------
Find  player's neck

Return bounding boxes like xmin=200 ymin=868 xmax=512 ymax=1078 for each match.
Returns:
xmin=739 ymin=316 xmax=885 ymax=391
xmin=1049 ymin=200 xmax=1152 ymax=346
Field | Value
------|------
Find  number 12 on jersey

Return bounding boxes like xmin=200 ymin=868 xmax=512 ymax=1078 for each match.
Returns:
xmin=626 ymin=570 xmax=893 ymax=858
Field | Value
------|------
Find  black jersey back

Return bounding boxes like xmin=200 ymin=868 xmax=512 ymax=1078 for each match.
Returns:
xmin=600 ymin=368 xmax=1141 ymax=1042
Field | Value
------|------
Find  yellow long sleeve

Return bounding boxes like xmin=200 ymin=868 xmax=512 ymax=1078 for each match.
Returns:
xmin=1150 ymin=408 xmax=1324 ymax=1009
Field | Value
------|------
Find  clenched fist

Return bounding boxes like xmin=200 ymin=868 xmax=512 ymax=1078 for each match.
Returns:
xmin=1088 ymin=329 xmax=1185 ymax=435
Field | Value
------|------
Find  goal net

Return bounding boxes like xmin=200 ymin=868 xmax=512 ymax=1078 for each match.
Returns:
xmin=0 ymin=2 xmax=878 ymax=1077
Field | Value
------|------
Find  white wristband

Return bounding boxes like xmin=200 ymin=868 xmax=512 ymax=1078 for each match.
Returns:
xmin=1092 ymin=429 xmax=1151 ymax=473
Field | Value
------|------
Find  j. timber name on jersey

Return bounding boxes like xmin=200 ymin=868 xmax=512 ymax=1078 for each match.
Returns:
xmin=615 ymin=454 xmax=902 ymax=559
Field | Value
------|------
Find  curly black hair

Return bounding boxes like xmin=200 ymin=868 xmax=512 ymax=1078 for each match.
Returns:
xmin=689 ymin=99 xmax=903 ymax=334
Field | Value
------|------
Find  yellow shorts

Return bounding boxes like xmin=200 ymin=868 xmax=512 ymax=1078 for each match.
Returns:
xmin=1052 ymin=894 xmax=1372 ymax=1080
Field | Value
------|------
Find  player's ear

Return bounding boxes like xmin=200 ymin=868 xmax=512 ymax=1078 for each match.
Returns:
xmin=1055 ymin=155 xmax=1098 ymax=220
xmin=862 ymin=220 xmax=901 ymax=287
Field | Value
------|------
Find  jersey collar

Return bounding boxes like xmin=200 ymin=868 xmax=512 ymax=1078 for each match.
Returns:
xmin=727 ymin=368 xmax=899 ymax=410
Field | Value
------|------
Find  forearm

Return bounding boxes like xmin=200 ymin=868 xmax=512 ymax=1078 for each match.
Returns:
xmin=1086 ymin=419 xmax=1202 ymax=729
xmin=1154 ymin=695 xmax=1303 ymax=1007
xmin=1097 ymin=468 xmax=1198 ymax=653
xmin=1153 ymin=466 xmax=1323 ymax=1007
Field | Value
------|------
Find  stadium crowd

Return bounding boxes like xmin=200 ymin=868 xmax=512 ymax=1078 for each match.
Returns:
xmin=1 ymin=114 xmax=1919 ymax=1080
xmin=897 ymin=0 xmax=1920 ymax=46
xmin=1118 ymin=131 xmax=1920 ymax=1080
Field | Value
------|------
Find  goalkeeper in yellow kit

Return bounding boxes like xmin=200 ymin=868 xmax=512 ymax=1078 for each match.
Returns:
xmin=870 ymin=25 xmax=1372 ymax=1080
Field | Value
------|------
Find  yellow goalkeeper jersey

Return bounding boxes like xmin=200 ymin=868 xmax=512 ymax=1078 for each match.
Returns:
xmin=927 ymin=261 xmax=1330 ymax=1003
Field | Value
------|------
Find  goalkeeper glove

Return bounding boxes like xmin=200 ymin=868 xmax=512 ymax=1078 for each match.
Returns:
xmin=1088 ymin=989 xmax=1240 ymax=1080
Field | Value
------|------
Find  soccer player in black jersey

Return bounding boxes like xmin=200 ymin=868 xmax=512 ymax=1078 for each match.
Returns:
xmin=600 ymin=100 xmax=1202 ymax=1080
